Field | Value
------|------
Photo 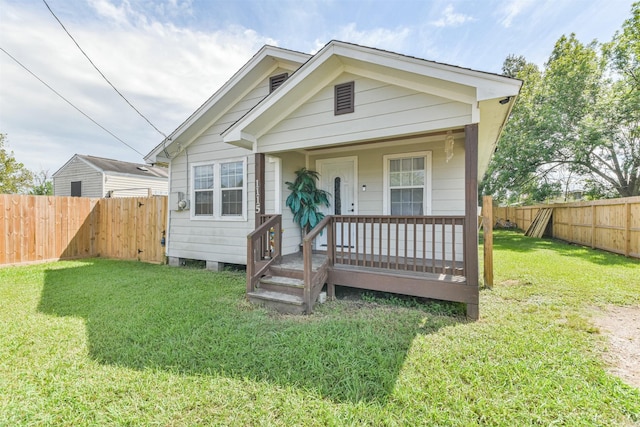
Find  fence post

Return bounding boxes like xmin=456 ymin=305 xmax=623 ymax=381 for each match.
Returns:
xmin=591 ymin=204 xmax=596 ymax=249
xmin=483 ymin=196 xmax=493 ymax=289
xmin=625 ymin=202 xmax=631 ymax=257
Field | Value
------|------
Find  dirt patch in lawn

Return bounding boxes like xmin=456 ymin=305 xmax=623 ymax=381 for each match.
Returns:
xmin=591 ymin=306 xmax=640 ymax=389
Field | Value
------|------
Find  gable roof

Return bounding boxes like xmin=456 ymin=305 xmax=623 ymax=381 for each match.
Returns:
xmin=53 ymin=154 xmax=168 ymax=179
xmin=220 ymin=40 xmax=521 ymax=177
xmin=222 ymin=40 xmax=521 ymax=147
xmin=144 ymin=40 xmax=522 ymax=178
xmin=144 ymin=45 xmax=311 ymax=164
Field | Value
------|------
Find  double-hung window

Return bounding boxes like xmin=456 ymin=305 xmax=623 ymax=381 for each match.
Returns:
xmin=194 ymin=164 xmax=214 ymax=215
xmin=192 ymin=158 xmax=246 ymax=219
xmin=220 ymin=161 xmax=243 ymax=216
xmin=383 ymin=152 xmax=432 ymax=216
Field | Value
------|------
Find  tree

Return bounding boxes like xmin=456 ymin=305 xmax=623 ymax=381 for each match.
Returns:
xmin=482 ymin=3 xmax=640 ymax=203
xmin=0 ymin=133 xmax=33 ymax=194
xmin=29 ymin=170 xmax=53 ymax=195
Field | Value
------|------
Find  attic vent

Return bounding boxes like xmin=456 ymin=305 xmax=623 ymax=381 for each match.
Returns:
xmin=137 ymin=166 xmax=149 ymax=172
xmin=335 ymin=81 xmax=355 ymax=115
xmin=269 ymin=73 xmax=288 ymax=93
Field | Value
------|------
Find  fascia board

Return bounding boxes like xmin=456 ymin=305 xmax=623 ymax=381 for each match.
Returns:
xmin=54 ymin=154 xmax=105 ymax=177
xmin=335 ymin=42 xmax=521 ymax=101
xmin=145 ymin=46 xmax=310 ymax=161
xmin=253 ymin=64 xmax=343 ymax=139
xmin=477 ymin=95 xmax=519 ymax=179
xmin=52 ymin=154 xmax=79 ymax=178
xmin=222 ymin=47 xmax=341 ymax=143
xmin=343 ymin=63 xmax=477 ymax=105
xmin=223 ymin=40 xmax=522 ymax=148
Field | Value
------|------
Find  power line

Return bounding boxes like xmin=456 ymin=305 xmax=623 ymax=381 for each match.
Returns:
xmin=42 ymin=0 xmax=168 ymax=139
xmin=0 ymin=46 xmax=145 ymax=157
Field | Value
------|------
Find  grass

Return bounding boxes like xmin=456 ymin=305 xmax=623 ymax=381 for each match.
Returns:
xmin=1 ymin=230 xmax=639 ymax=426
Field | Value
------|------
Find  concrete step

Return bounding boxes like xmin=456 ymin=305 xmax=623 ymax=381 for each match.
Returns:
xmin=247 ymin=289 xmax=306 ymax=315
xmin=259 ymin=275 xmax=304 ymax=296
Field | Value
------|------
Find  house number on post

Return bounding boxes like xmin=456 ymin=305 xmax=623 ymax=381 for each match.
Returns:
xmin=255 ymin=179 xmax=261 ymax=214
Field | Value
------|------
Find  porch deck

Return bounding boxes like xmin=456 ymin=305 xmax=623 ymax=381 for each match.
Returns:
xmin=274 ymin=252 xmax=472 ymax=305
xmin=247 ymin=214 xmax=479 ymax=319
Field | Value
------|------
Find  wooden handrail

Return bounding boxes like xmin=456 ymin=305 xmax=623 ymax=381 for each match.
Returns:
xmin=246 ymin=214 xmax=282 ymax=294
xmin=302 ymin=215 xmax=334 ymax=313
xmin=302 ymin=215 xmax=333 ymax=243
xmin=248 ymin=214 xmax=281 ymax=240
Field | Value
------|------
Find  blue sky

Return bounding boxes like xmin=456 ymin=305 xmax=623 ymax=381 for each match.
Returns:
xmin=0 ymin=0 xmax=635 ymax=175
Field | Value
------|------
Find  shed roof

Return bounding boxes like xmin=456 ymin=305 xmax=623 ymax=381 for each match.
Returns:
xmin=53 ymin=154 xmax=168 ymax=179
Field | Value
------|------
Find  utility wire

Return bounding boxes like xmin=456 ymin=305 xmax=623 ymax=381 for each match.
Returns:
xmin=0 ymin=46 xmax=145 ymax=157
xmin=42 ymin=0 xmax=168 ymax=139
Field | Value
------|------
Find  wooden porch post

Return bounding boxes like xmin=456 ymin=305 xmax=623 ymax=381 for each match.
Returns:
xmin=254 ymin=153 xmax=265 ymax=229
xmin=464 ymin=124 xmax=480 ymax=320
xmin=483 ymin=195 xmax=493 ymax=289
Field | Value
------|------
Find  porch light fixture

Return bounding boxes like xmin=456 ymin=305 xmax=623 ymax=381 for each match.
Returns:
xmin=445 ymin=130 xmax=455 ymax=163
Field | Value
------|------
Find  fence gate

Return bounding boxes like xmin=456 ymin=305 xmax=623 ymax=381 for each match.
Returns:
xmin=96 ymin=196 xmax=167 ymax=263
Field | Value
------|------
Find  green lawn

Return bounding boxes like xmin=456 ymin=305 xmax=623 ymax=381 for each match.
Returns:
xmin=1 ymin=231 xmax=639 ymax=426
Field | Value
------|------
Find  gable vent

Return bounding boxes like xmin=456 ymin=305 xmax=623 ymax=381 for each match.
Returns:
xmin=269 ymin=73 xmax=288 ymax=93
xmin=335 ymin=81 xmax=355 ymax=115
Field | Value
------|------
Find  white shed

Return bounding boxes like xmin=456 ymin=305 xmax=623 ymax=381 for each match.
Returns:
xmin=53 ymin=154 xmax=168 ymax=198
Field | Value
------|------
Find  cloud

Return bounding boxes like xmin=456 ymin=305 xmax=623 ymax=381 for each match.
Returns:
xmin=0 ymin=1 xmax=274 ymax=173
xmin=497 ymin=0 xmax=536 ymax=28
xmin=87 ymin=0 xmax=136 ymax=26
xmin=431 ymin=4 xmax=475 ymax=28
xmin=312 ymin=23 xmax=411 ymax=54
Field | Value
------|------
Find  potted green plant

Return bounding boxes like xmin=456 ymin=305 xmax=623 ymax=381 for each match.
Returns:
xmin=285 ymin=168 xmax=330 ymax=240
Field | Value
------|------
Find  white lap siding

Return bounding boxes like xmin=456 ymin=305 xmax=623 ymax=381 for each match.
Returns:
xmin=258 ymin=73 xmax=473 ymax=153
xmin=53 ymin=157 xmax=103 ymax=197
xmin=309 ymin=136 xmax=466 ymax=261
xmin=166 ymin=72 xmax=289 ymax=265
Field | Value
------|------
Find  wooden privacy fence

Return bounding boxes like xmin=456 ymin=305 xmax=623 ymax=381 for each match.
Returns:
xmin=0 ymin=195 xmax=167 ymax=265
xmin=493 ymin=196 xmax=640 ymax=259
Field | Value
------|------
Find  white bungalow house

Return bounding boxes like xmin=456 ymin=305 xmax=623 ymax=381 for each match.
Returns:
xmin=145 ymin=41 xmax=522 ymax=318
xmin=53 ymin=154 xmax=168 ymax=198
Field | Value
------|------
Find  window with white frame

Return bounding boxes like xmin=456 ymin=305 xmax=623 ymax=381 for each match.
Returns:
xmin=383 ymin=152 xmax=432 ymax=216
xmin=220 ymin=161 xmax=243 ymax=216
xmin=194 ymin=164 xmax=214 ymax=215
xmin=192 ymin=158 xmax=246 ymax=219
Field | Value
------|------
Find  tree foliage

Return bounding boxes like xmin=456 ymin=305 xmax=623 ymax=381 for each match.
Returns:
xmin=29 ymin=170 xmax=53 ymax=195
xmin=0 ymin=133 xmax=33 ymax=194
xmin=482 ymin=2 xmax=640 ymax=203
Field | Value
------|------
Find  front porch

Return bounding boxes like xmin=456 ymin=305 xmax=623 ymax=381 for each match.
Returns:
xmin=247 ymin=124 xmax=480 ymax=319
xmin=247 ymin=213 xmax=479 ymax=319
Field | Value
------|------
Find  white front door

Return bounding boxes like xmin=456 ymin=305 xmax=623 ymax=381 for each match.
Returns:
xmin=316 ymin=156 xmax=358 ymax=249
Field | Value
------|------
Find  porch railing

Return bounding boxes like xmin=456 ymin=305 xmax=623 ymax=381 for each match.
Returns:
xmin=247 ymin=214 xmax=468 ymax=313
xmin=246 ymin=214 xmax=282 ymax=294
xmin=327 ymin=215 xmax=466 ymax=277
xmin=302 ymin=215 xmax=333 ymax=313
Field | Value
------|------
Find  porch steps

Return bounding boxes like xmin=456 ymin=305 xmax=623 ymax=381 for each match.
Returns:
xmin=247 ymin=288 xmax=306 ymax=315
xmin=259 ymin=275 xmax=304 ymax=296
